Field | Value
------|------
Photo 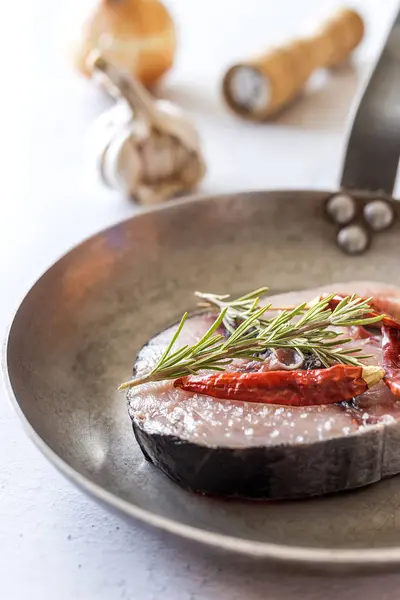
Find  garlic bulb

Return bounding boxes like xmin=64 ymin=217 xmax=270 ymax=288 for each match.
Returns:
xmin=87 ymin=54 xmax=206 ymax=205
xmin=71 ymin=0 xmax=176 ymax=87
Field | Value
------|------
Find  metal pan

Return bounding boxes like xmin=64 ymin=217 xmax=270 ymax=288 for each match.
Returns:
xmin=3 ymin=8 xmax=400 ymax=574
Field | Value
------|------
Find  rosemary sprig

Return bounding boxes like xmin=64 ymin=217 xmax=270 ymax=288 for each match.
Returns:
xmin=195 ymin=287 xmax=270 ymax=333
xmin=119 ymin=291 xmax=384 ymax=390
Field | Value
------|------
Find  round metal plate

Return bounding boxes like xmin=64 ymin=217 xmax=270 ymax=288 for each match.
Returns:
xmin=4 ymin=190 xmax=400 ymax=573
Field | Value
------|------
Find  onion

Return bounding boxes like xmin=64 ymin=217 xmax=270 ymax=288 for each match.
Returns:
xmin=70 ymin=0 xmax=176 ymax=87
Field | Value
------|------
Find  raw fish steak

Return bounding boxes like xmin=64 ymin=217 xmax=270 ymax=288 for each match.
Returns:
xmin=127 ymin=281 xmax=400 ymax=500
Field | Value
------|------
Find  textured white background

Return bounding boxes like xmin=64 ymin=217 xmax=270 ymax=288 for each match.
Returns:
xmin=1 ymin=0 xmax=400 ymax=598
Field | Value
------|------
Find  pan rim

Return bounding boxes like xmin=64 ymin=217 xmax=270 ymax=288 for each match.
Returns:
xmin=4 ymin=188 xmax=400 ymax=569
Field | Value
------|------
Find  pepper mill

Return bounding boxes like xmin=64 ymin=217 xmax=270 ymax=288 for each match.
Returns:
xmin=222 ymin=7 xmax=364 ymax=121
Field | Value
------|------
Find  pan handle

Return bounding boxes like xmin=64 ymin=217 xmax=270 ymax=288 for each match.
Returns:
xmin=340 ymin=7 xmax=400 ymax=197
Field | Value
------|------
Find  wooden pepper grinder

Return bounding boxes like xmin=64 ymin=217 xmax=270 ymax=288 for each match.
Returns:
xmin=222 ymin=7 xmax=364 ymax=121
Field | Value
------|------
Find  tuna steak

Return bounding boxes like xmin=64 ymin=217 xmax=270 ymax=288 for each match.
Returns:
xmin=127 ymin=281 xmax=400 ymax=500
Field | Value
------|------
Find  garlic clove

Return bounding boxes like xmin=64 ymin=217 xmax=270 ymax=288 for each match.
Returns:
xmin=154 ymin=99 xmax=203 ymax=155
xmin=141 ymin=135 xmax=177 ymax=182
xmin=171 ymin=141 xmax=191 ymax=174
xmin=102 ymin=127 xmax=142 ymax=195
xmin=85 ymin=100 xmax=132 ymax=185
xmin=180 ymin=154 xmax=207 ymax=185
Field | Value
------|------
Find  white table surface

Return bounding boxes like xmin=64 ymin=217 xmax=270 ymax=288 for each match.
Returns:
xmin=2 ymin=0 xmax=400 ymax=598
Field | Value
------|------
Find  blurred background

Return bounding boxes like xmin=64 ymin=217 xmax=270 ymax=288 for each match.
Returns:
xmin=1 ymin=1 xmax=400 ymax=599
xmin=1 ymin=0 xmax=398 ymax=300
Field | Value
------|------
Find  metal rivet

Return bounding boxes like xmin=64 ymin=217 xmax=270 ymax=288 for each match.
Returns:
xmin=326 ymin=194 xmax=356 ymax=225
xmin=363 ymin=199 xmax=394 ymax=231
xmin=337 ymin=225 xmax=370 ymax=255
